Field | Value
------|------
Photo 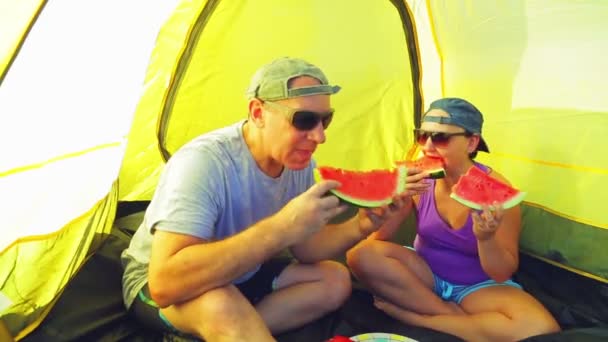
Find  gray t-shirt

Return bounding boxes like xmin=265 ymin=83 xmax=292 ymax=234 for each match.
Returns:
xmin=121 ymin=120 xmax=315 ymax=308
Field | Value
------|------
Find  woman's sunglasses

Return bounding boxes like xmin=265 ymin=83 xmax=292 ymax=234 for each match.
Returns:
xmin=263 ymin=100 xmax=334 ymax=131
xmin=414 ymin=129 xmax=472 ymax=146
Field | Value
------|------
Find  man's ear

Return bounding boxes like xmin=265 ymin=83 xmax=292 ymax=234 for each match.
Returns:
xmin=248 ymin=98 xmax=265 ymax=128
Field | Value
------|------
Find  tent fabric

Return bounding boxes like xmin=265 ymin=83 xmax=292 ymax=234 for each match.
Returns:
xmin=0 ymin=181 xmax=117 ymax=341
xmin=519 ymin=205 xmax=608 ymax=283
xmin=2 ymin=0 xmax=608 ymax=340
xmin=0 ymin=0 xmax=178 ymax=338
xmin=20 ymin=222 xmax=157 ymax=342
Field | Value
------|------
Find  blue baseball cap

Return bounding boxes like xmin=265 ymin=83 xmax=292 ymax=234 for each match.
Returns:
xmin=245 ymin=57 xmax=341 ymax=101
xmin=422 ymin=97 xmax=490 ymax=152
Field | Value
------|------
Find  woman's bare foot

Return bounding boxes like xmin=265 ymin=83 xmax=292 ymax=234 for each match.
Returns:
xmin=373 ymin=296 xmax=427 ymax=326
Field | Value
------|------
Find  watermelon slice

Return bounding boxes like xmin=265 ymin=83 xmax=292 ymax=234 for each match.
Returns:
xmin=314 ymin=164 xmax=407 ymax=208
xmin=450 ymin=166 xmax=526 ymax=210
xmin=397 ymin=155 xmax=445 ymax=179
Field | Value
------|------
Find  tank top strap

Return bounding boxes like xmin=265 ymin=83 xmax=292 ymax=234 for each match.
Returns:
xmin=473 ymin=161 xmax=491 ymax=174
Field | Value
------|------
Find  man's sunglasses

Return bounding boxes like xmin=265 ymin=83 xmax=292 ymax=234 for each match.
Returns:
xmin=414 ymin=129 xmax=472 ymax=146
xmin=263 ymin=100 xmax=334 ymax=131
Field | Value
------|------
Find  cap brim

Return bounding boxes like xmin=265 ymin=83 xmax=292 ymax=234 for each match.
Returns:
xmin=287 ymin=84 xmax=341 ymax=98
xmin=477 ymin=136 xmax=490 ymax=152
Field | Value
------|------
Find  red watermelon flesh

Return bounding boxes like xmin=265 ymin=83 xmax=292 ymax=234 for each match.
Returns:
xmin=397 ymin=155 xmax=445 ymax=179
xmin=326 ymin=336 xmax=354 ymax=342
xmin=450 ymin=166 xmax=526 ymax=210
xmin=314 ymin=165 xmax=407 ymax=208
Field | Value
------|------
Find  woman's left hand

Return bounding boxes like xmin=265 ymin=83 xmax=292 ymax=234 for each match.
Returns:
xmin=472 ymin=202 xmax=504 ymax=241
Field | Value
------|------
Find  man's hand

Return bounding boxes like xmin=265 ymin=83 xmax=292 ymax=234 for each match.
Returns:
xmin=472 ymin=202 xmax=504 ymax=241
xmin=276 ymin=180 xmax=347 ymax=240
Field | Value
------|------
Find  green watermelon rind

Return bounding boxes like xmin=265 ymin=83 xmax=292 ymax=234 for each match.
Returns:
xmin=395 ymin=164 xmax=407 ymax=193
xmin=327 ymin=190 xmax=394 ymax=208
xmin=399 ymin=156 xmax=446 ymax=179
xmin=314 ymin=165 xmax=408 ymax=208
xmin=426 ymin=168 xmax=446 ymax=179
xmin=450 ymin=191 xmax=527 ymax=211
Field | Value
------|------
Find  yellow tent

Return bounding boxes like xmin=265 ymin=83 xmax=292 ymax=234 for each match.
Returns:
xmin=1 ymin=0 xmax=606 ymax=340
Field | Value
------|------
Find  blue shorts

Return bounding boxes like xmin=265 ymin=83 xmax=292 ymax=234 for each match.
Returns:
xmin=433 ymin=274 xmax=522 ymax=304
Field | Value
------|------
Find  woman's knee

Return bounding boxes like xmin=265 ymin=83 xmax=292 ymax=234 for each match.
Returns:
xmin=347 ymin=240 xmax=386 ymax=275
xmin=469 ymin=290 xmax=561 ymax=340
xmin=533 ymin=315 xmax=561 ymax=336
xmin=512 ymin=310 xmax=561 ymax=340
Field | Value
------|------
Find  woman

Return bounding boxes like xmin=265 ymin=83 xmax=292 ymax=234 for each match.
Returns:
xmin=346 ymin=97 xmax=560 ymax=342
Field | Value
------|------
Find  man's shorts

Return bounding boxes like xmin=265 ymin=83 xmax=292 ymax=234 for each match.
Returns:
xmin=130 ymin=256 xmax=293 ymax=336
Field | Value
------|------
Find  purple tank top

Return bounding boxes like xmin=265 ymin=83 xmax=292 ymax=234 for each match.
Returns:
xmin=413 ymin=163 xmax=490 ymax=285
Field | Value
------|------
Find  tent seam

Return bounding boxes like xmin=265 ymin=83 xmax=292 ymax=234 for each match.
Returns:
xmin=424 ymin=0 xmax=445 ymax=97
xmin=156 ymin=0 xmax=221 ymax=162
xmin=0 ymin=182 xmax=118 ymax=256
xmin=0 ymin=142 xmax=122 ymax=178
xmin=0 ymin=1 xmax=48 ymax=86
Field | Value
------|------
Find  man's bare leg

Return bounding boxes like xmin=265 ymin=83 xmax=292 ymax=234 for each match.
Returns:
xmin=256 ymin=260 xmax=351 ymax=334
xmin=161 ymin=284 xmax=275 ymax=342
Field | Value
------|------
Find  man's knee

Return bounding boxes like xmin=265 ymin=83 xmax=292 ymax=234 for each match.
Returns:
xmin=164 ymin=285 xmax=256 ymax=337
xmin=317 ymin=261 xmax=352 ymax=310
xmin=199 ymin=285 xmax=255 ymax=328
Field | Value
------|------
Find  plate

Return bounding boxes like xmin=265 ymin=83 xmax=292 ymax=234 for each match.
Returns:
xmin=350 ymin=332 xmax=418 ymax=342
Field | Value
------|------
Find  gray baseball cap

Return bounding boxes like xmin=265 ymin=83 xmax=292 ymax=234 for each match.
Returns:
xmin=422 ymin=97 xmax=490 ymax=152
xmin=245 ymin=57 xmax=341 ymax=101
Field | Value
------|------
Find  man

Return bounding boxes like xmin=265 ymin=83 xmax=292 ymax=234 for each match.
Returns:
xmin=121 ymin=57 xmax=419 ymax=341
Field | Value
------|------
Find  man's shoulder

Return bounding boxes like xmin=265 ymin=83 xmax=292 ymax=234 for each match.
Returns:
xmin=174 ymin=121 xmax=245 ymax=158
xmin=188 ymin=120 xmax=243 ymax=145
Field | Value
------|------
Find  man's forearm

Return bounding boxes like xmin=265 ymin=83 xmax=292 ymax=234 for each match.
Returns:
xmin=290 ymin=216 xmax=364 ymax=263
xmin=150 ymin=215 xmax=295 ymax=306
xmin=372 ymin=202 xmax=413 ymax=241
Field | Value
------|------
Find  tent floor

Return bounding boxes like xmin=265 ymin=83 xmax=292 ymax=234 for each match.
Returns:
xmin=22 ymin=208 xmax=608 ymax=342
